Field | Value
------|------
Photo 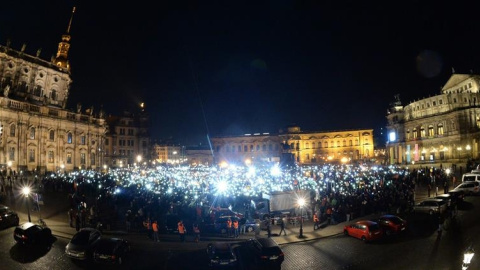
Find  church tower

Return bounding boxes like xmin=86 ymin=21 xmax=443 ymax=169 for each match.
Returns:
xmin=53 ymin=6 xmax=75 ymax=72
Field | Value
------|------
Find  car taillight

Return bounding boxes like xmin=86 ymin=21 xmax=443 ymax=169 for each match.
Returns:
xmin=260 ymin=256 xmax=268 ymax=259
xmin=111 ymin=255 xmax=116 ymax=259
xmin=279 ymin=253 xmax=284 ymax=257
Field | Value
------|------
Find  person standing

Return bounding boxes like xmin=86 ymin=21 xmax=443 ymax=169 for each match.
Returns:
xmin=75 ymin=212 xmax=81 ymax=232
xmin=266 ymin=219 xmax=271 ymax=238
xmin=178 ymin=220 xmax=186 ymax=242
xmin=278 ymin=216 xmax=287 ymax=236
xmin=68 ymin=208 xmax=74 ymax=228
xmin=193 ymin=223 xmax=200 ymax=242
xmin=313 ymin=213 xmax=320 ymax=230
xmin=233 ymin=219 xmax=239 ymax=238
xmin=152 ymin=220 xmax=159 ymax=242
xmin=143 ymin=217 xmax=152 ymax=239
xmin=226 ymin=218 xmax=232 ymax=237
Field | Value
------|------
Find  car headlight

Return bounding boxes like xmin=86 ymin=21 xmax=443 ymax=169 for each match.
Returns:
xmin=211 ymin=259 xmax=219 ymax=263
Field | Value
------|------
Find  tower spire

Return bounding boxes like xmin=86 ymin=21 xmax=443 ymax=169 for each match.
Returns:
xmin=53 ymin=6 xmax=76 ymax=72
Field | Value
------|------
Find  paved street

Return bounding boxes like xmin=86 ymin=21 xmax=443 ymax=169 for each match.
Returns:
xmin=1 ymin=178 xmax=478 ymax=270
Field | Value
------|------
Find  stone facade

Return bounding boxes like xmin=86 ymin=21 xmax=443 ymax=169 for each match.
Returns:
xmin=211 ymin=126 xmax=374 ymax=166
xmin=386 ymin=74 xmax=480 ymax=168
xmin=0 ymin=8 xmax=107 ymax=173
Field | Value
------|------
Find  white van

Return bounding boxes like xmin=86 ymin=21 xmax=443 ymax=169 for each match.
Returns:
xmin=462 ymin=173 xmax=480 ymax=182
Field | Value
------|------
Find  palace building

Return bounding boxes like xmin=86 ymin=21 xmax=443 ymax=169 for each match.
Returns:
xmin=386 ymin=73 xmax=480 ymax=169
xmin=211 ymin=126 xmax=374 ymax=166
xmin=0 ymin=7 xmax=107 ymax=173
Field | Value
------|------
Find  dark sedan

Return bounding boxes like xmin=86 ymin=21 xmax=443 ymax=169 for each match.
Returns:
xmin=93 ymin=238 xmax=131 ymax=265
xmin=0 ymin=204 xmax=19 ymax=229
xmin=65 ymin=228 xmax=101 ymax=260
xmin=247 ymin=237 xmax=284 ymax=269
xmin=376 ymin=215 xmax=407 ymax=235
xmin=13 ymin=222 xmax=52 ymax=246
xmin=207 ymin=242 xmax=238 ymax=269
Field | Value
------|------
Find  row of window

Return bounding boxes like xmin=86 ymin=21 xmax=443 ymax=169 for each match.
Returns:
xmin=290 ymin=139 xmax=362 ymax=149
xmin=10 ymin=147 xmax=95 ymax=165
xmin=413 ymin=94 xmax=477 ymax=111
xmin=406 ymin=124 xmax=445 ymax=139
xmin=217 ymin=144 xmax=280 ymax=153
xmin=8 ymin=125 xmax=90 ymax=144
xmin=118 ymin=128 xmax=135 ymax=136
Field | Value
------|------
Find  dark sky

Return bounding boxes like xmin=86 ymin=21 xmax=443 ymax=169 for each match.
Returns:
xmin=1 ymin=1 xmax=480 ymax=146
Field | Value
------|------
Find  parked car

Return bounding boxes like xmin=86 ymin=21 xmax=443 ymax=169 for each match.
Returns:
xmin=212 ymin=208 xmax=244 ymax=219
xmin=206 ymin=242 xmax=238 ymax=269
xmin=93 ymin=237 xmax=131 ymax=265
xmin=462 ymin=173 xmax=480 ymax=183
xmin=434 ymin=194 xmax=453 ymax=207
xmin=343 ymin=220 xmax=383 ymax=242
xmin=65 ymin=228 xmax=101 ymax=260
xmin=376 ymin=215 xmax=407 ymax=235
xmin=448 ymin=189 xmax=465 ymax=203
xmin=13 ymin=222 xmax=52 ymax=246
xmin=214 ymin=216 xmax=238 ymax=234
xmin=246 ymin=237 xmax=284 ymax=268
xmin=0 ymin=204 xmax=19 ymax=229
xmin=413 ymin=199 xmax=447 ymax=215
xmin=453 ymin=181 xmax=480 ymax=195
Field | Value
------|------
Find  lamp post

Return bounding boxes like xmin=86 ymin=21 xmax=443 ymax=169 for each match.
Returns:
xmin=298 ymin=198 xmax=305 ymax=238
xmin=22 ymin=187 xmax=31 ymax=222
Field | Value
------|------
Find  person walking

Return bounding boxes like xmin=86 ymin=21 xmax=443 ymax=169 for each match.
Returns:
xmin=226 ymin=218 xmax=232 ymax=237
xmin=193 ymin=223 xmax=200 ymax=242
xmin=68 ymin=208 xmax=74 ymax=228
xmin=178 ymin=220 xmax=186 ymax=242
xmin=233 ymin=218 xmax=239 ymax=238
xmin=152 ymin=220 xmax=159 ymax=242
xmin=278 ymin=216 xmax=287 ymax=236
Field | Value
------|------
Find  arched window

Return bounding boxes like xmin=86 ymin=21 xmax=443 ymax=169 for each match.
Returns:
xmin=305 ymin=142 xmax=310 ymax=149
xmin=256 ymin=145 xmax=260 ymax=151
xmin=9 ymin=124 xmax=15 ymax=137
xmin=33 ymin=85 xmax=42 ymax=97
xmin=49 ymin=130 xmax=55 ymax=141
xmin=349 ymin=140 xmax=352 ymax=146
xmin=29 ymin=127 xmax=35 ymax=139
xmin=318 ymin=142 xmax=322 ymax=148
xmin=325 ymin=141 xmax=328 ymax=148
xmin=420 ymin=126 xmax=426 ymax=137
xmin=51 ymin=90 xmax=57 ymax=101
xmin=67 ymin=132 xmax=73 ymax=144
xmin=428 ymin=125 xmax=434 ymax=136
xmin=343 ymin=140 xmax=346 ymax=147
xmin=312 ymin=142 xmax=316 ymax=149
xmin=262 ymin=144 xmax=266 ymax=151
xmin=437 ymin=124 xmax=444 ymax=135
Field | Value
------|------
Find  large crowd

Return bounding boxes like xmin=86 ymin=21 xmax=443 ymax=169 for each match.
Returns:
xmin=0 ymin=163 xmax=455 ymax=232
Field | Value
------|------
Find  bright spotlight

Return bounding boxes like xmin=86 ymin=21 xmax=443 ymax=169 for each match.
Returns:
xmin=22 ymin=187 xmax=31 ymax=196
xmin=270 ymin=165 xmax=281 ymax=177
xmin=297 ymin=198 xmax=306 ymax=207
xmin=216 ymin=180 xmax=228 ymax=193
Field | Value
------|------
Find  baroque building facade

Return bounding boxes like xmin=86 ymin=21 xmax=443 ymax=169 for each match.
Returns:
xmin=104 ymin=105 xmax=150 ymax=168
xmin=211 ymin=126 xmax=374 ymax=166
xmin=0 ymin=7 xmax=107 ymax=173
xmin=386 ymin=73 xmax=480 ymax=169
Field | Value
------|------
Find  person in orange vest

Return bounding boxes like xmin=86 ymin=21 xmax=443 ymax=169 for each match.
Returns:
xmin=313 ymin=213 xmax=320 ymax=230
xmin=233 ymin=219 xmax=239 ymax=238
xmin=178 ymin=220 xmax=186 ymax=242
xmin=152 ymin=220 xmax=159 ymax=242
xmin=226 ymin=218 xmax=232 ymax=237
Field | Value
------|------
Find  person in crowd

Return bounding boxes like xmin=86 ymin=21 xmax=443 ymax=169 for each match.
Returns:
xmin=193 ymin=223 xmax=200 ymax=242
xmin=152 ymin=220 xmax=159 ymax=242
xmin=278 ymin=216 xmax=287 ymax=236
xmin=178 ymin=220 xmax=186 ymax=242
xmin=233 ymin=218 xmax=239 ymax=238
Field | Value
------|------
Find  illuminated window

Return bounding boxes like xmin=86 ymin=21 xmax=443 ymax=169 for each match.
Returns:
xmin=67 ymin=133 xmax=73 ymax=144
xmin=349 ymin=140 xmax=352 ymax=146
xmin=428 ymin=125 xmax=434 ymax=136
xmin=90 ymin=153 xmax=95 ymax=165
xmin=406 ymin=129 xmax=410 ymax=140
xmin=306 ymin=142 xmax=310 ymax=149
xmin=420 ymin=127 xmax=426 ymax=137
xmin=437 ymin=124 xmax=444 ymax=135
xmin=312 ymin=142 xmax=315 ymax=149
xmin=413 ymin=128 xmax=417 ymax=138
xmin=80 ymin=153 xmax=86 ymax=164
xmin=67 ymin=153 xmax=72 ymax=164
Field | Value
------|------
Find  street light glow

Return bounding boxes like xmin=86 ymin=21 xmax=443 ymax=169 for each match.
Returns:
xmin=22 ymin=186 xmax=31 ymax=196
xmin=298 ymin=198 xmax=305 ymax=207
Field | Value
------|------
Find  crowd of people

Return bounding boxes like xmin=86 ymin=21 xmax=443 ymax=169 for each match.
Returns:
xmin=0 ymin=162 xmax=459 ymax=241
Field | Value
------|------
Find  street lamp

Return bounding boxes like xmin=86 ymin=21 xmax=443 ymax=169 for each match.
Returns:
xmin=22 ymin=186 xmax=31 ymax=222
xmin=298 ymin=198 xmax=305 ymax=238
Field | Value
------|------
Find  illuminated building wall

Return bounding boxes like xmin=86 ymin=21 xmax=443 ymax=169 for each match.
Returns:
xmin=0 ymin=8 xmax=107 ymax=173
xmin=153 ymin=144 xmax=183 ymax=164
xmin=386 ymin=73 xmax=480 ymax=168
xmin=211 ymin=127 xmax=374 ymax=165
xmin=104 ymin=108 xmax=150 ymax=167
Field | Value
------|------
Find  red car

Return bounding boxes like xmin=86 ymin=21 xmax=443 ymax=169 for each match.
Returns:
xmin=377 ymin=215 xmax=407 ymax=236
xmin=344 ymin=220 xmax=383 ymax=242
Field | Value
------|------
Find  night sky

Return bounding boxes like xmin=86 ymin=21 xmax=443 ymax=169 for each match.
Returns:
xmin=1 ymin=1 xmax=480 ymax=146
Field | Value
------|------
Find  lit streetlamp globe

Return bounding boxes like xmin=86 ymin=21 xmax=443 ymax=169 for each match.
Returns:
xmin=22 ymin=186 xmax=31 ymax=196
